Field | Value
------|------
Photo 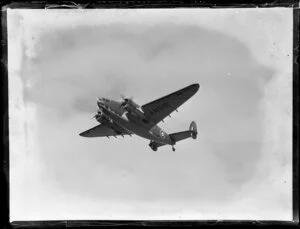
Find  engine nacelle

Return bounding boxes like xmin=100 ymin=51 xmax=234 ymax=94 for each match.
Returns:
xmin=123 ymin=103 xmax=149 ymax=121
xmin=126 ymin=99 xmax=139 ymax=109
xmin=124 ymin=103 xmax=139 ymax=114
xmin=95 ymin=110 xmax=113 ymax=124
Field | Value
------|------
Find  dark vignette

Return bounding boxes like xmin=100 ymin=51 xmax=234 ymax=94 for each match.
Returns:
xmin=0 ymin=1 xmax=298 ymax=229
xmin=1 ymin=4 xmax=9 ymax=229
xmin=292 ymin=7 xmax=299 ymax=225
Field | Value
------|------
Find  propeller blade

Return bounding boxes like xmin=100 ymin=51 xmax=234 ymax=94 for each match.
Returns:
xmin=91 ymin=108 xmax=102 ymax=119
xmin=119 ymin=94 xmax=128 ymax=109
xmin=119 ymin=94 xmax=136 ymax=109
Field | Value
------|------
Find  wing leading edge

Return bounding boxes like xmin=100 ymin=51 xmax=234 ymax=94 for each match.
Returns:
xmin=142 ymin=83 xmax=200 ymax=126
xmin=79 ymin=124 xmax=129 ymax=138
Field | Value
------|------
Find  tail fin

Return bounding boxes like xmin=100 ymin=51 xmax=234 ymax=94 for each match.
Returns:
xmin=189 ymin=121 xmax=198 ymax=139
xmin=170 ymin=121 xmax=198 ymax=143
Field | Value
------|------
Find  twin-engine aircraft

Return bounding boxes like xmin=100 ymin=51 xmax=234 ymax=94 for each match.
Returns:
xmin=79 ymin=83 xmax=200 ymax=151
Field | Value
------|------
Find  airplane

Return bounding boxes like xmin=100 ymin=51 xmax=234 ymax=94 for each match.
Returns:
xmin=79 ymin=83 xmax=200 ymax=151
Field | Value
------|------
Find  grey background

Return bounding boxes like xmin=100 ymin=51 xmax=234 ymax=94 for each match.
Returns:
xmin=8 ymin=9 xmax=292 ymax=220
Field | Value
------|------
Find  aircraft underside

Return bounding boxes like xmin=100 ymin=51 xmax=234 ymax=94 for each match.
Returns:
xmin=102 ymin=109 xmax=198 ymax=151
xmin=102 ymin=107 xmax=173 ymax=145
xmin=79 ymin=83 xmax=200 ymax=151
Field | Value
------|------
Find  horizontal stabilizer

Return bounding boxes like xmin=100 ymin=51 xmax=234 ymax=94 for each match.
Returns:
xmin=170 ymin=121 xmax=198 ymax=143
xmin=170 ymin=131 xmax=191 ymax=142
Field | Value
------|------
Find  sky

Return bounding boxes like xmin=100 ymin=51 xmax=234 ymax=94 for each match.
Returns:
xmin=8 ymin=8 xmax=293 ymax=221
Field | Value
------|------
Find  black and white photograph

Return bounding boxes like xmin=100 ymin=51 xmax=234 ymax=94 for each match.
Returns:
xmin=7 ymin=7 xmax=293 ymax=221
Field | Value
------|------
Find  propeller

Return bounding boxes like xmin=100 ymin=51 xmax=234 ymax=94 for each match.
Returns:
xmin=91 ymin=98 xmax=101 ymax=119
xmin=91 ymin=108 xmax=102 ymax=120
xmin=119 ymin=94 xmax=134 ymax=109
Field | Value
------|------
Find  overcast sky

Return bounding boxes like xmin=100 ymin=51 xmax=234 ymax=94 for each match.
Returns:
xmin=8 ymin=8 xmax=292 ymax=221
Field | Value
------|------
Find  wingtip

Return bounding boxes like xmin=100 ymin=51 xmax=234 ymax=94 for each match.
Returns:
xmin=190 ymin=83 xmax=200 ymax=92
xmin=193 ymin=83 xmax=200 ymax=89
xmin=79 ymin=132 xmax=86 ymax=137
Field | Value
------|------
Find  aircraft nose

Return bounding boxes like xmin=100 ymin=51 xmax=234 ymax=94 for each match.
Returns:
xmin=97 ymin=98 xmax=104 ymax=107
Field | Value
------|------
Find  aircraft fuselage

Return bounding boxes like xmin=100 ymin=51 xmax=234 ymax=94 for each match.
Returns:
xmin=80 ymin=83 xmax=200 ymax=151
xmin=97 ymin=99 xmax=174 ymax=145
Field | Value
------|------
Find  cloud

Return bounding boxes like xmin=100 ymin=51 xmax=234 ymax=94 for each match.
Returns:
xmin=18 ymin=23 xmax=273 ymax=189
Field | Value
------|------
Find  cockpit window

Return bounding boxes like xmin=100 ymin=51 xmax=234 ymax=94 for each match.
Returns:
xmin=100 ymin=98 xmax=109 ymax=102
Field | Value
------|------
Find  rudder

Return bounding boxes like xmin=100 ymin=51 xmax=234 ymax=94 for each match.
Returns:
xmin=169 ymin=121 xmax=198 ymax=143
xmin=189 ymin=121 xmax=197 ymax=139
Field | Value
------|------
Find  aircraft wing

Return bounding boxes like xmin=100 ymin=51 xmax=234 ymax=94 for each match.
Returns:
xmin=141 ymin=84 xmax=200 ymax=126
xmin=79 ymin=124 xmax=129 ymax=138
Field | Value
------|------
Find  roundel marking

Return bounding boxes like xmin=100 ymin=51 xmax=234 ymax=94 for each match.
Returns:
xmin=160 ymin=130 xmax=165 ymax=138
